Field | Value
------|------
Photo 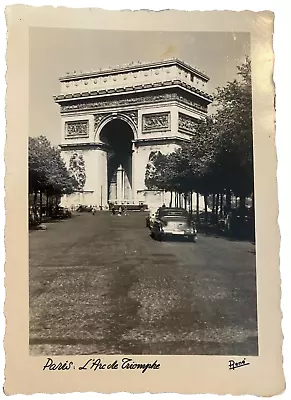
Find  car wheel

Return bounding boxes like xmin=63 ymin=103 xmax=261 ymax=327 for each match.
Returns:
xmin=156 ymin=233 xmax=163 ymax=241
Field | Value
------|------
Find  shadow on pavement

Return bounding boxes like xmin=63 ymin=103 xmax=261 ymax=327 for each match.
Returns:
xmin=197 ymin=224 xmax=255 ymax=244
xmin=149 ymin=234 xmax=196 ymax=243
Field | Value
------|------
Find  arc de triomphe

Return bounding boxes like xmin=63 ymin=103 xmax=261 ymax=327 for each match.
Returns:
xmin=54 ymin=58 xmax=212 ymax=208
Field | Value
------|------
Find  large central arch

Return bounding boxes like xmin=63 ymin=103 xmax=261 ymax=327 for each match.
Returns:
xmin=99 ymin=118 xmax=134 ymax=204
xmin=56 ymin=59 xmax=212 ymax=209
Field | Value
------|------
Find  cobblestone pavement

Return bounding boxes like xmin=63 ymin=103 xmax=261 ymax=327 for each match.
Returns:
xmin=29 ymin=211 xmax=258 ymax=355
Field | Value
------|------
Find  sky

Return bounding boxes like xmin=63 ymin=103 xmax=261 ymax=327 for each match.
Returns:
xmin=29 ymin=28 xmax=250 ymax=145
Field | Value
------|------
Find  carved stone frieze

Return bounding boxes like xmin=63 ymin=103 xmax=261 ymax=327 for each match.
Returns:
xmin=60 ymin=92 xmax=208 ymax=115
xmin=94 ymin=113 xmax=112 ymax=131
xmin=65 ymin=120 xmax=89 ymax=138
xmin=68 ymin=152 xmax=86 ymax=190
xmin=123 ymin=110 xmax=138 ymax=127
xmin=142 ymin=112 xmax=170 ymax=132
xmin=61 ymin=93 xmax=173 ymax=113
xmin=94 ymin=110 xmax=138 ymax=132
xmin=178 ymin=112 xmax=199 ymax=134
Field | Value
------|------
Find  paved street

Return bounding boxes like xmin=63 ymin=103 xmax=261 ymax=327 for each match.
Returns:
xmin=29 ymin=212 xmax=258 ymax=356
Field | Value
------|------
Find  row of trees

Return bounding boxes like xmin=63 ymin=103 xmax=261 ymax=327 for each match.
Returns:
xmin=145 ymin=58 xmax=254 ymax=221
xmin=29 ymin=135 xmax=78 ymax=223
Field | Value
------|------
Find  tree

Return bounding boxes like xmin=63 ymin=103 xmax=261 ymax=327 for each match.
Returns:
xmin=212 ymin=57 xmax=253 ymax=212
xmin=28 ymin=136 xmax=78 ymax=222
xmin=144 ymin=58 xmax=253 ymax=220
xmin=144 ymin=151 xmax=165 ymax=190
xmin=144 ymin=118 xmax=217 ymax=212
xmin=144 ymin=151 xmax=177 ymax=206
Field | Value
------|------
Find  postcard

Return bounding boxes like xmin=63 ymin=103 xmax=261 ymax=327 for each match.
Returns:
xmin=4 ymin=6 xmax=284 ymax=395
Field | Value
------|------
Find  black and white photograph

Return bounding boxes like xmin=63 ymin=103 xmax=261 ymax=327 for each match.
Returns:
xmin=28 ymin=27 xmax=257 ymax=356
xmin=5 ymin=6 xmax=285 ymax=396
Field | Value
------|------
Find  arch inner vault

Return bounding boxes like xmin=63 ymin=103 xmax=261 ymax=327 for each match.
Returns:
xmin=100 ymin=119 xmax=134 ymax=203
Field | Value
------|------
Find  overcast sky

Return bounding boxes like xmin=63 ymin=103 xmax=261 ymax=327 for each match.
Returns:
xmin=29 ymin=28 xmax=250 ymax=144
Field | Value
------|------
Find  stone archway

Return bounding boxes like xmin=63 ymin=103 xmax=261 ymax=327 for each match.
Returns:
xmin=55 ymin=59 xmax=212 ymax=208
xmin=99 ymin=118 xmax=134 ymax=204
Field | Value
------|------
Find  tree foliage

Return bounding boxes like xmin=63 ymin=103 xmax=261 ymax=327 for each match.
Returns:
xmin=144 ymin=58 xmax=254 ymax=212
xmin=29 ymin=135 xmax=78 ymax=196
xmin=212 ymin=56 xmax=253 ymax=198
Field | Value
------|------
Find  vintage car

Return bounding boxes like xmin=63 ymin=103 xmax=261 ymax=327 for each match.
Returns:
xmin=150 ymin=207 xmax=197 ymax=242
xmin=218 ymin=208 xmax=254 ymax=239
xmin=52 ymin=206 xmax=72 ymax=219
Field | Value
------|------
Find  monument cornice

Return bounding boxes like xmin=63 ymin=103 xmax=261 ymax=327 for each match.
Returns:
xmin=133 ymin=136 xmax=190 ymax=146
xmin=54 ymin=82 xmax=213 ymax=104
xmin=59 ymin=142 xmax=109 ymax=151
xmin=59 ymin=58 xmax=210 ymax=83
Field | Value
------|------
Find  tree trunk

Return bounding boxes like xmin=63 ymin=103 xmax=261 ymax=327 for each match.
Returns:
xmin=33 ymin=190 xmax=38 ymax=223
xmin=190 ymin=191 xmax=193 ymax=214
xmin=204 ymin=194 xmax=208 ymax=223
xmin=220 ymin=193 xmax=224 ymax=216
xmin=46 ymin=191 xmax=49 ymax=216
xmin=39 ymin=191 xmax=43 ymax=222
xmin=169 ymin=191 xmax=173 ymax=208
xmin=212 ymin=194 xmax=215 ymax=214
xmin=33 ymin=191 xmax=37 ymax=210
xmin=226 ymin=190 xmax=231 ymax=213
xmin=196 ymin=192 xmax=200 ymax=222
xmin=215 ymin=193 xmax=219 ymax=216
xmin=239 ymin=195 xmax=246 ymax=215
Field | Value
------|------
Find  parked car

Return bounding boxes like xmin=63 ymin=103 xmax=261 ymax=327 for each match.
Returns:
xmin=52 ymin=206 xmax=72 ymax=219
xmin=150 ymin=207 xmax=197 ymax=242
xmin=76 ymin=205 xmax=93 ymax=212
xmin=218 ymin=208 xmax=254 ymax=238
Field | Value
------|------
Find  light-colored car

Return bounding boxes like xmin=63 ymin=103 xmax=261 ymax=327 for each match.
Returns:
xmin=150 ymin=207 xmax=197 ymax=242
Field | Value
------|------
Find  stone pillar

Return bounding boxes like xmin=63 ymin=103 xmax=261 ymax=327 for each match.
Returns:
xmin=122 ymin=168 xmax=125 ymax=200
xmin=131 ymin=144 xmax=137 ymax=204
xmin=116 ymin=165 xmax=123 ymax=203
xmin=171 ymin=106 xmax=179 ymax=136
xmin=96 ymin=149 xmax=108 ymax=207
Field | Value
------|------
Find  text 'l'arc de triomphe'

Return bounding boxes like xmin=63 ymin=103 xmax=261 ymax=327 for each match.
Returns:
xmin=53 ymin=58 xmax=212 ymax=208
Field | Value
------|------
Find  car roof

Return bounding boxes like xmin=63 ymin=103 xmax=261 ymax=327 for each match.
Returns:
xmin=158 ymin=208 xmax=189 ymax=216
xmin=158 ymin=207 xmax=188 ymax=212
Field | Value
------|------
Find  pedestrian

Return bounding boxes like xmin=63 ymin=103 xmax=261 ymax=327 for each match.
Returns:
xmin=92 ymin=206 xmax=96 ymax=216
xmin=111 ymin=205 xmax=116 ymax=216
xmin=118 ymin=205 xmax=122 ymax=216
xmin=162 ymin=203 xmax=166 ymax=208
xmin=121 ymin=203 xmax=125 ymax=215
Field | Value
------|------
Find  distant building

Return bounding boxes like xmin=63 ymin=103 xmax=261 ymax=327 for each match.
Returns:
xmin=54 ymin=58 xmax=212 ymax=208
